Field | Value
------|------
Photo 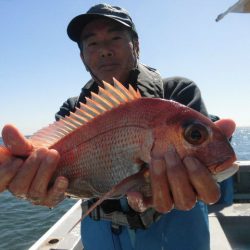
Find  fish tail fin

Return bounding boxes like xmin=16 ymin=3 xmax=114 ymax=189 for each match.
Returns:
xmin=68 ymin=168 xmax=149 ymax=233
xmin=0 ymin=146 xmax=11 ymax=164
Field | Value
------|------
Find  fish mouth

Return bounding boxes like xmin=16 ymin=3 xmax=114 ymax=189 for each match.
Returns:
xmin=213 ymin=162 xmax=239 ymax=182
xmin=208 ymin=154 xmax=237 ymax=174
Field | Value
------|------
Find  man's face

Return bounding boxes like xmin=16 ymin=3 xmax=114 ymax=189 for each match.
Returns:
xmin=80 ymin=18 xmax=138 ymax=84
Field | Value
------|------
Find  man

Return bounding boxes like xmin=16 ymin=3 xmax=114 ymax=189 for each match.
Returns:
xmin=0 ymin=3 xmax=235 ymax=250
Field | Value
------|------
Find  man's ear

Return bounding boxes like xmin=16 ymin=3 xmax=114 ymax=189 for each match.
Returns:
xmin=133 ymin=39 xmax=140 ymax=59
xmin=80 ymin=52 xmax=89 ymax=72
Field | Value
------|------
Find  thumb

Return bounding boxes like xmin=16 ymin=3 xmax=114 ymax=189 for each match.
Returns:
xmin=2 ymin=124 xmax=33 ymax=156
xmin=214 ymin=118 xmax=236 ymax=139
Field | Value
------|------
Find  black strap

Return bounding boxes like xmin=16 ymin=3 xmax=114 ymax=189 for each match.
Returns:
xmin=83 ymin=199 xmax=162 ymax=230
xmin=125 ymin=207 xmax=161 ymax=229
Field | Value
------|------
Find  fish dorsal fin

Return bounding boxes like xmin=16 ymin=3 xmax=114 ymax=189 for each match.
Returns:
xmin=30 ymin=78 xmax=141 ymax=148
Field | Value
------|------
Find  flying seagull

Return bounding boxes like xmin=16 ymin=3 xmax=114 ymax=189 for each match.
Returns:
xmin=216 ymin=0 xmax=250 ymax=21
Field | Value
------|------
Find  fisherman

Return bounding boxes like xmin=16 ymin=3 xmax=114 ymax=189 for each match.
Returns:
xmin=0 ymin=3 xmax=235 ymax=250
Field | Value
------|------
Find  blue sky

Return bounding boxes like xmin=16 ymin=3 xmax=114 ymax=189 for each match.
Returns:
xmin=0 ymin=0 xmax=249 ymax=135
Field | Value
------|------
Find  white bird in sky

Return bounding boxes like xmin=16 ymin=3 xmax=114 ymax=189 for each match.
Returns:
xmin=216 ymin=0 xmax=250 ymax=21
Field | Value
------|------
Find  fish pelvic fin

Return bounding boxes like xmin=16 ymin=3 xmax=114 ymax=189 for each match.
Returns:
xmin=29 ymin=78 xmax=141 ymax=148
xmin=68 ymin=188 xmax=118 ymax=233
xmin=68 ymin=168 xmax=148 ymax=233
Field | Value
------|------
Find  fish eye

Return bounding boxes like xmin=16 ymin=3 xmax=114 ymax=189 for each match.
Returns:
xmin=183 ymin=123 xmax=209 ymax=145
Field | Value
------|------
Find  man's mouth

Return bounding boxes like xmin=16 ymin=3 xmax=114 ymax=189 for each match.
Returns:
xmin=99 ymin=63 xmax=119 ymax=71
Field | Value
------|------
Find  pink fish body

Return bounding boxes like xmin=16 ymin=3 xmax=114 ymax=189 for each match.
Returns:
xmin=0 ymin=79 xmax=237 ymax=199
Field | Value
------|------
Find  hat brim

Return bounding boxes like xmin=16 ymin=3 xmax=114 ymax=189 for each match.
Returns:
xmin=67 ymin=13 xmax=130 ymax=43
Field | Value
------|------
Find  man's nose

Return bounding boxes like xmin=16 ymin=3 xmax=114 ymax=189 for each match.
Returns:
xmin=99 ymin=46 xmax=113 ymax=58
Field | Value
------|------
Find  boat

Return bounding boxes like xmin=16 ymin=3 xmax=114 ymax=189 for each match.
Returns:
xmin=216 ymin=0 xmax=250 ymax=21
xmin=29 ymin=199 xmax=83 ymax=250
xmin=209 ymin=160 xmax=250 ymax=250
xmin=29 ymin=160 xmax=250 ymax=250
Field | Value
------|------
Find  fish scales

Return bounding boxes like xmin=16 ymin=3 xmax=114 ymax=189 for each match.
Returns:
xmin=54 ymin=125 xmax=153 ymax=197
xmin=48 ymin=91 xmax=159 ymax=198
xmin=0 ymin=79 xmax=237 ymax=200
xmin=50 ymin=96 xmax=235 ymax=198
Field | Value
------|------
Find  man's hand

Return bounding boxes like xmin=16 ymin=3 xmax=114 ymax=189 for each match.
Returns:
xmin=0 ymin=124 xmax=69 ymax=207
xmin=127 ymin=118 xmax=236 ymax=213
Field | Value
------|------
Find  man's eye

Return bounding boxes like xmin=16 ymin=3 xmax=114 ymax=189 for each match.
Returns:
xmin=112 ymin=36 xmax=121 ymax=40
xmin=87 ymin=42 xmax=97 ymax=47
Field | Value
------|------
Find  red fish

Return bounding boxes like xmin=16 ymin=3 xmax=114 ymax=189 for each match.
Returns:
xmin=0 ymin=79 xmax=237 ymax=201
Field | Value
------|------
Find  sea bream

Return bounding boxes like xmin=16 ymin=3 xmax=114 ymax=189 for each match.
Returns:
xmin=0 ymin=79 xmax=238 ymax=201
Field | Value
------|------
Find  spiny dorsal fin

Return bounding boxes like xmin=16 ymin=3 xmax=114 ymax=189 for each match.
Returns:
xmin=30 ymin=78 xmax=141 ymax=148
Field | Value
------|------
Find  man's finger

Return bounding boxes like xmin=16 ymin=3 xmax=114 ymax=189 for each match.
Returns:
xmin=127 ymin=191 xmax=150 ymax=213
xmin=150 ymin=158 xmax=173 ymax=213
xmin=214 ymin=118 xmax=236 ymax=139
xmin=8 ymin=148 xmax=47 ymax=197
xmin=42 ymin=176 xmax=68 ymax=208
xmin=0 ymin=157 xmax=23 ymax=192
xmin=184 ymin=157 xmax=221 ymax=204
xmin=2 ymin=124 xmax=33 ymax=156
xmin=164 ymin=148 xmax=196 ymax=210
xmin=28 ymin=149 xmax=60 ymax=201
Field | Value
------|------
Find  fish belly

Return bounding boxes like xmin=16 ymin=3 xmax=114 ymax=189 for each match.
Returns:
xmin=53 ymin=126 xmax=153 ymax=198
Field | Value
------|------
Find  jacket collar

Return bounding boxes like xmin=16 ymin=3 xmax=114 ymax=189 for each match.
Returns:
xmin=81 ymin=62 xmax=164 ymax=98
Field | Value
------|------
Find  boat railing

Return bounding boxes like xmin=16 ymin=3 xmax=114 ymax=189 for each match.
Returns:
xmin=29 ymin=199 xmax=83 ymax=250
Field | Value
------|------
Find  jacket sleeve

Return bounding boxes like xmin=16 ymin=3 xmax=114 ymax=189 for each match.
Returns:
xmin=55 ymin=96 xmax=78 ymax=121
xmin=163 ymin=77 xmax=208 ymax=116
